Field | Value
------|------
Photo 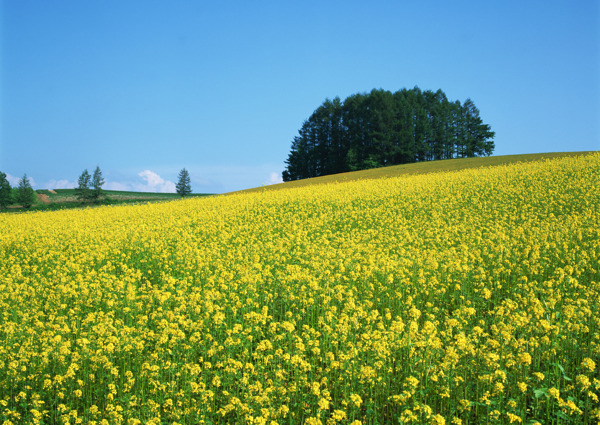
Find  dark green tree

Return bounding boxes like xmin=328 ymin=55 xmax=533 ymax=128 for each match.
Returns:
xmin=462 ymin=99 xmax=495 ymax=157
xmin=176 ymin=168 xmax=192 ymax=197
xmin=342 ymin=93 xmax=365 ymax=171
xmin=76 ymin=169 xmax=91 ymax=202
xmin=282 ymin=87 xmax=495 ymax=181
xmin=283 ymin=136 xmax=310 ymax=181
xmin=0 ymin=171 xmax=12 ymax=209
xmin=16 ymin=174 xmax=35 ymax=208
xmin=393 ymin=89 xmax=416 ymax=164
xmin=91 ymin=166 xmax=105 ymax=201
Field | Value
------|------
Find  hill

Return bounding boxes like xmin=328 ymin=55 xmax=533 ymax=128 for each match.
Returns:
xmin=4 ymin=188 xmax=212 ymax=212
xmin=236 ymin=151 xmax=597 ymax=194
xmin=0 ymin=152 xmax=598 ymax=423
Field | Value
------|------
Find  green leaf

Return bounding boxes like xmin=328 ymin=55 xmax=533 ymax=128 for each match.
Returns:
xmin=534 ymin=388 xmax=548 ymax=398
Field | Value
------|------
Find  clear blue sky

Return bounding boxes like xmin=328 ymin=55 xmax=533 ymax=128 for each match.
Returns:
xmin=1 ymin=1 xmax=599 ymax=193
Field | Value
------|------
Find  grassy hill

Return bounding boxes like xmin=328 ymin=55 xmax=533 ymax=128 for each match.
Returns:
xmin=45 ymin=189 xmax=209 ymax=203
xmin=236 ymin=151 xmax=597 ymax=194
xmin=4 ymin=188 xmax=212 ymax=212
xmin=4 ymin=151 xmax=596 ymax=212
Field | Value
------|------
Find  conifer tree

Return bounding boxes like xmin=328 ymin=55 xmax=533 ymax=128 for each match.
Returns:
xmin=16 ymin=174 xmax=35 ymax=208
xmin=282 ymin=87 xmax=495 ymax=181
xmin=76 ymin=169 xmax=91 ymax=202
xmin=0 ymin=171 xmax=12 ymax=209
xmin=176 ymin=168 xmax=192 ymax=197
xmin=91 ymin=166 xmax=105 ymax=201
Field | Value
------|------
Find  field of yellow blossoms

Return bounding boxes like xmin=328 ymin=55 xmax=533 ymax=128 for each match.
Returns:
xmin=1 ymin=153 xmax=599 ymax=425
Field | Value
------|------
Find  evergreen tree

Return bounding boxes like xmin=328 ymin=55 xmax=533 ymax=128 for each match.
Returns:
xmin=394 ymin=89 xmax=416 ymax=164
xmin=76 ymin=169 xmax=91 ymax=202
xmin=91 ymin=166 xmax=105 ymax=201
xmin=324 ymin=97 xmax=346 ymax=175
xmin=283 ymin=135 xmax=310 ymax=181
xmin=343 ymin=93 xmax=368 ymax=171
xmin=462 ymin=99 xmax=495 ymax=156
xmin=0 ymin=171 xmax=12 ymax=209
xmin=365 ymin=89 xmax=397 ymax=167
xmin=282 ymin=87 xmax=495 ymax=181
xmin=16 ymin=174 xmax=35 ymax=208
xmin=176 ymin=168 xmax=192 ymax=197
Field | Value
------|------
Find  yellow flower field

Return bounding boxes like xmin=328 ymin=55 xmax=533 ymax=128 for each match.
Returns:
xmin=1 ymin=153 xmax=599 ymax=424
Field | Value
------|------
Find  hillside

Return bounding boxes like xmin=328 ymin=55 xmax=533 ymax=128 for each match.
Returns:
xmin=1 ymin=153 xmax=598 ymax=423
xmin=236 ymin=151 xmax=597 ymax=194
xmin=4 ymin=188 xmax=212 ymax=212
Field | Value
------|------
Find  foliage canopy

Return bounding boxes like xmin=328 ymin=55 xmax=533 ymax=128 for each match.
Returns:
xmin=283 ymin=87 xmax=495 ymax=181
xmin=0 ymin=172 xmax=12 ymax=209
xmin=75 ymin=169 xmax=92 ymax=202
xmin=91 ymin=166 xmax=105 ymax=201
xmin=16 ymin=173 xmax=35 ymax=208
xmin=176 ymin=168 xmax=192 ymax=197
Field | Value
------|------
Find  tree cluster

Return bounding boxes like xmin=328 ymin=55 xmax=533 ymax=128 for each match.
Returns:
xmin=76 ymin=166 xmax=105 ymax=202
xmin=283 ymin=87 xmax=495 ymax=181
xmin=1 ymin=166 xmax=194 ymax=211
xmin=0 ymin=172 xmax=36 ymax=209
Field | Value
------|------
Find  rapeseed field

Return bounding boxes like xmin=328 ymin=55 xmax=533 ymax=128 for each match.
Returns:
xmin=0 ymin=153 xmax=599 ymax=424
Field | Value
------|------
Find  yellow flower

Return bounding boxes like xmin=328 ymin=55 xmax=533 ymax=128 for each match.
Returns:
xmin=311 ymin=381 xmax=320 ymax=396
xmin=581 ymin=358 xmax=596 ymax=372
xmin=576 ymin=375 xmax=591 ymax=390
xmin=430 ymin=414 xmax=446 ymax=425
xmin=331 ymin=410 xmax=346 ymax=421
xmin=518 ymin=352 xmax=532 ymax=366
xmin=318 ymin=398 xmax=329 ymax=411
xmin=350 ymin=394 xmax=362 ymax=408
xmin=547 ymin=387 xmax=560 ymax=400
xmin=506 ymin=412 xmax=522 ymax=423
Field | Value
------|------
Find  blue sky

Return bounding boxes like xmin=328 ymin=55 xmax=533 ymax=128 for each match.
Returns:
xmin=1 ymin=1 xmax=599 ymax=193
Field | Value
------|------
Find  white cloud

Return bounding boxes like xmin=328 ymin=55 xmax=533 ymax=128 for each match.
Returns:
xmin=98 ymin=170 xmax=177 ymax=193
xmin=6 ymin=174 xmax=19 ymax=186
xmin=44 ymin=179 xmax=75 ymax=190
xmin=6 ymin=173 xmax=35 ymax=187
xmin=133 ymin=170 xmax=176 ymax=193
xmin=264 ymin=172 xmax=283 ymax=186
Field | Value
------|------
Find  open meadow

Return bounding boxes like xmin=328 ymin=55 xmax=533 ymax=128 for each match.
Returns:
xmin=0 ymin=153 xmax=599 ymax=424
xmin=4 ymin=190 xmax=211 ymax=213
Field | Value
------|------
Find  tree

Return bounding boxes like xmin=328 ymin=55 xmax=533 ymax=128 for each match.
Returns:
xmin=176 ymin=168 xmax=192 ymax=197
xmin=16 ymin=174 xmax=35 ymax=208
xmin=91 ymin=166 xmax=105 ymax=201
xmin=76 ymin=169 xmax=91 ymax=202
xmin=283 ymin=87 xmax=495 ymax=181
xmin=462 ymin=99 xmax=495 ymax=157
xmin=0 ymin=171 xmax=12 ymax=209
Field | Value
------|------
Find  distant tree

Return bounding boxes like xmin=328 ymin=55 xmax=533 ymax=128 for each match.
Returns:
xmin=462 ymin=99 xmax=495 ymax=157
xmin=176 ymin=168 xmax=192 ymax=197
xmin=16 ymin=174 xmax=35 ymax=208
xmin=283 ymin=87 xmax=495 ymax=181
xmin=76 ymin=169 xmax=91 ymax=202
xmin=0 ymin=171 xmax=12 ymax=209
xmin=91 ymin=166 xmax=105 ymax=201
